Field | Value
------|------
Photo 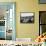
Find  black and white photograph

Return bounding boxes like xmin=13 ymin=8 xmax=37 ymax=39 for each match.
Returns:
xmin=20 ymin=12 xmax=34 ymax=23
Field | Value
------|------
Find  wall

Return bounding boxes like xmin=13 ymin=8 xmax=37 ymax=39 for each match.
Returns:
xmin=0 ymin=0 xmax=46 ymax=40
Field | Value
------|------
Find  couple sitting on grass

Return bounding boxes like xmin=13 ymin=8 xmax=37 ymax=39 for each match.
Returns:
xmin=35 ymin=32 xmax=46 ymax=42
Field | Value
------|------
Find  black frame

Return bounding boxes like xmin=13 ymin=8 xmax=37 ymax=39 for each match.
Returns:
xmin=20 ymin=12 xmax=34 ymax=23
xmin=39 ymin=11 xmax=46 ymax=36
xmin=39 ymin=0 xmax=46 ymax=4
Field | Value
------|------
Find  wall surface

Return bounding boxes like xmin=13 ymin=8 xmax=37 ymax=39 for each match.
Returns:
xmin=0 ymin=0 xmax=46 ymax=40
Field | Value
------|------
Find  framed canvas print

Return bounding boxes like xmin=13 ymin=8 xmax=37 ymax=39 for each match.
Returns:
xmin=0 ymin=2 xmax=16 ymax=40
xmin=39 ymin=0 xmax=46 ymax=4
xmin=20 ymin=12 xmax=34 ymax=23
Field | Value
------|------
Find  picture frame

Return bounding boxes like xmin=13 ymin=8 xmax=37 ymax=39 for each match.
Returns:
xmin=20 ymin=12 xmax=34 ymax=23
xmin=39 ymin=0 xmax=46 ymax=4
